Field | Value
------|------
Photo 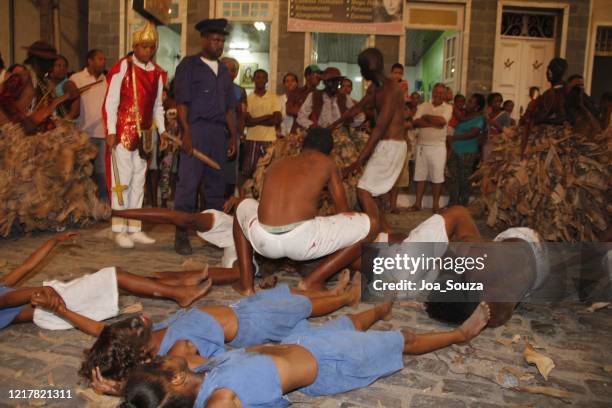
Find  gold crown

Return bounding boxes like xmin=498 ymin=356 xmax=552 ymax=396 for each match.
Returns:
xmin=132 ymin=20 xmax=158 ymax=46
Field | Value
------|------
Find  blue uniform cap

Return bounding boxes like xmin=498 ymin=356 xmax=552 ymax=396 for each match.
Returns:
xmin=195 ymin=18 xmax=229 ymax=35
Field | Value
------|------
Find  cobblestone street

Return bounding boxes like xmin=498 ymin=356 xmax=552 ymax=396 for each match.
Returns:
xmin=1 ymin=212 xmax=611 ymax=407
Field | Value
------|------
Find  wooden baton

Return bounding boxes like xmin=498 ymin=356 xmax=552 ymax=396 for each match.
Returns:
xmin=165 ymin=134 xmax=221 ymax=170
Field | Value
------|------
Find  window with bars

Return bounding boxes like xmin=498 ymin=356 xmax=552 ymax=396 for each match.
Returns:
xmin=443 ymin=35 xmax=456 ymax=82
xmin=595 ymin=26 xmax=612 ymax=56
xmin=221 ymin=1 xmax=270 ymax=19
xmin=501 ymin=11 xmax=556 ymax=39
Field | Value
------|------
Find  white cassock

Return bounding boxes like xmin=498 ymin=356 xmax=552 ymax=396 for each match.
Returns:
xmin=104 ymin=58 xmax=165 ymax=233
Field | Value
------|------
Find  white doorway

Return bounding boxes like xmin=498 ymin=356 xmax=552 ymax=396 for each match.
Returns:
xmin=494 ymin=38 xmax=555 ymax=119
xmin=492 ymin=3 xmax=570 ymax=120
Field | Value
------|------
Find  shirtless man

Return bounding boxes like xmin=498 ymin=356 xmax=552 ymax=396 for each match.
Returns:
xmin=233 ymin=127 xmax=379 ymax=295
xmin=425 ymin=226 xmax=556 ymax=327
xmin=331 ymin=48 xmax=407 ymax=232
xmin=121 ymin=302 xmax=490 ymax=407
xmin=111 ymin=206 xmax=239 ymax=273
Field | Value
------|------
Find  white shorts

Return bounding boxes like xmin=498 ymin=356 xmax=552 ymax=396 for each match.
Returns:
xmin=375 ymin=215 xmax=449 ymax=298
xmin=195 ymin=209 xmax=234 ymax=248
xmin=413 ymin=144 xmax=446 ymax=183
xmin=196 ymin=210 xmax=237 ymax=268
xmin=236 ymin=198 xmax=370 ymax=261
xmin=33 ymin=267 xmax=119 ymax=330
xmin=196 ymin=210 xmax=238 ymax=268
xmin=494 ymin=227 xmax=550 ymax=292
xmin=358 ymin=140 xmax=407 ymax=196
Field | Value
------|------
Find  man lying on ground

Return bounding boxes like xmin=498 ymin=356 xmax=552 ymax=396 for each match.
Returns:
xmin=80 ymin=272 xmax=362 ymax=395
xmin=359 ymin=205 xmax=482 ymax=291
xmin=111 ymin=206 xmax=239 ymax=275
xmin=233 ymin=127 xmax=379 ymax=295
xmin=0 ymin=232 xmax=212 ymax=332
xmin=121 ymin=301 xmax=490 ymax=407
xmin=425 ymin=227 xmax=552 ymax=327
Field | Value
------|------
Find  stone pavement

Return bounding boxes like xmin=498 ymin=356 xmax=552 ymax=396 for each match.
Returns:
xmin=0 ymin=211 xmax=611 ymax=407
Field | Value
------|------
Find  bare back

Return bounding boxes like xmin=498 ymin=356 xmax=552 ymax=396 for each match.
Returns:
xmin=258 ymin=150 xmax=340 ymax=226
xmin=372 ymin=78 xmax=405 ymax=141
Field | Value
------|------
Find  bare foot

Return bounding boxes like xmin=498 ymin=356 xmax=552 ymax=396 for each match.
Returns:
xmin=406 ymin=205 xmax=422 ymax=212
xmin=331 ymin=269 xmax=351 ymax=295
xmin=258 ymin=275 xmax=278 ymax=290
xmin=347 ymin=272 xmax=362 ymax=308
xmin=297 ymin=279 xmax=326 ymax=292
xmin=378 ymin=300 xmax=394 ymax=321
xmin=457 ymin=302 xmax=490 ymax=342
xmin=432 ymin=207 xmax=441 ymax=214
xmin=180 ymin=265 xmax=210 ymax=286
xmin=177 ymin=278 xmax=213 ymax=307
xmin=232 ymin=282 xmax=255 ymax=297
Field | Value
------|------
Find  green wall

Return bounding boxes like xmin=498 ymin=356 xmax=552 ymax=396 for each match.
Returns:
xmin=421 ymin=30 xmax=456 ymax=101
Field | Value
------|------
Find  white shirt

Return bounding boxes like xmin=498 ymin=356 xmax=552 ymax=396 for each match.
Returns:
xmin=414 ymin=101 xmax=453 ymax=146
xmin=279 ymin=93 xmax=294 ymax=137
xmin=200 ymin=57 xmax=219 ymax=76
xmin=104 ymin=58 xmax=166 ymax=135
xmin=70 ymin=68 xmax=108 ymax=139
xmin=297 ymin=92 xmax=365 ymax=129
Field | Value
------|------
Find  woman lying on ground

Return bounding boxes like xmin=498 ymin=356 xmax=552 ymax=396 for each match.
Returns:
xmin=0 ymin=232 xmax=213 ymax=333
xmin=80 ymin=271 xmax=362 ymax=396
xmin=121 ymin=302 xmax=490 ymax=407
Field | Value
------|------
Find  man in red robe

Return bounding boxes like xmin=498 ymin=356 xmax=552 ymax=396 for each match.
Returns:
xmin=103 ymin=21 xmax=168 ymax=248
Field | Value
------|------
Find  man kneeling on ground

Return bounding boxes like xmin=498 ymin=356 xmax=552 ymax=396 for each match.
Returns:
xmin=232 ymin=127 xmax=379 ymax=295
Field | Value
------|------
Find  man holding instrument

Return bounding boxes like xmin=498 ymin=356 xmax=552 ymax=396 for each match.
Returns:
xmin=103 ymin=21 xmax=168 ymax=249
xmin=172 ymin=18 xmax=238 ymax=255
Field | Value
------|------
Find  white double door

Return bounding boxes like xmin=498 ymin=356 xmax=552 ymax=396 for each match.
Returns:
xmin=493 ymin=38 xmax=555 ymax=119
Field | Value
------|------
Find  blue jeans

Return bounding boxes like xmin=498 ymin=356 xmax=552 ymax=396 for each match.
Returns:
xmin=90 ymin=137 xmax=109 ymax=202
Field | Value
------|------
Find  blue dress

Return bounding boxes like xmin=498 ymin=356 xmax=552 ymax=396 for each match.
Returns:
xmin=228 ymin=284 xmax=311 ymax=348
xmin=194 ymin=350 xmax=289 ymax=408
xmin=153 ymin=308 xmax=226 ymax=358
xmin=153 ymin=285 xmax=311 ymax=357
xmin=282 ymin=317 xmax=405 ymax=396
xmin=0 ymin=285 xmax=25 ymax=330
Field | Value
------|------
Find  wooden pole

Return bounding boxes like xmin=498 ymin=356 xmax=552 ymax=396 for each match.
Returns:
xmin=38 ymin=0 xmax=55 ymax=45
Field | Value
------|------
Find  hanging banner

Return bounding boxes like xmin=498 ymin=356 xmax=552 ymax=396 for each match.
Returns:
xmin=287 ymin=0 xmax=403 ymax=35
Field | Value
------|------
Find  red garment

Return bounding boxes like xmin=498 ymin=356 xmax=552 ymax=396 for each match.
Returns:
xmin=102 ymin=57 xmax=166 ymax=151
xmin=449 ymin=108 xmax=465 ymax=128
xmin=0 ymin=74 xmax=27 ymax=122
xmin=102 ymin=57 xmax=167 ymax=198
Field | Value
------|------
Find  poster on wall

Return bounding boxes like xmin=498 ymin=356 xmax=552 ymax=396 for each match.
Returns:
xmin=287 ymin=0 xmax=403 ymax=35
xmin=239 ymin=63 xmax=258 ymax=88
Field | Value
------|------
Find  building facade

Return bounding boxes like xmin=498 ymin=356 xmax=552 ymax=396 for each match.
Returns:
xmin=1 ymin=0 xmax=607 ymax=114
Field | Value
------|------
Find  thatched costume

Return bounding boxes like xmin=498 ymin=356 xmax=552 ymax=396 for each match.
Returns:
xmin=0 ymin=120 xmax=110 ymax=236
xmin=470 ymin=124 xmax=610 ymax=242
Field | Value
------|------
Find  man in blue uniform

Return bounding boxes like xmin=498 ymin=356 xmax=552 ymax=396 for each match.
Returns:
xmin=172 ymin=18 xmax=238 ymax=255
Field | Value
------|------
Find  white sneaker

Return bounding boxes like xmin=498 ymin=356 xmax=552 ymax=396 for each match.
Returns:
xmin=115 ymin=232 xmax=134 ymax=248
xmin=130 ymin=231 xmax=156 ymax=244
